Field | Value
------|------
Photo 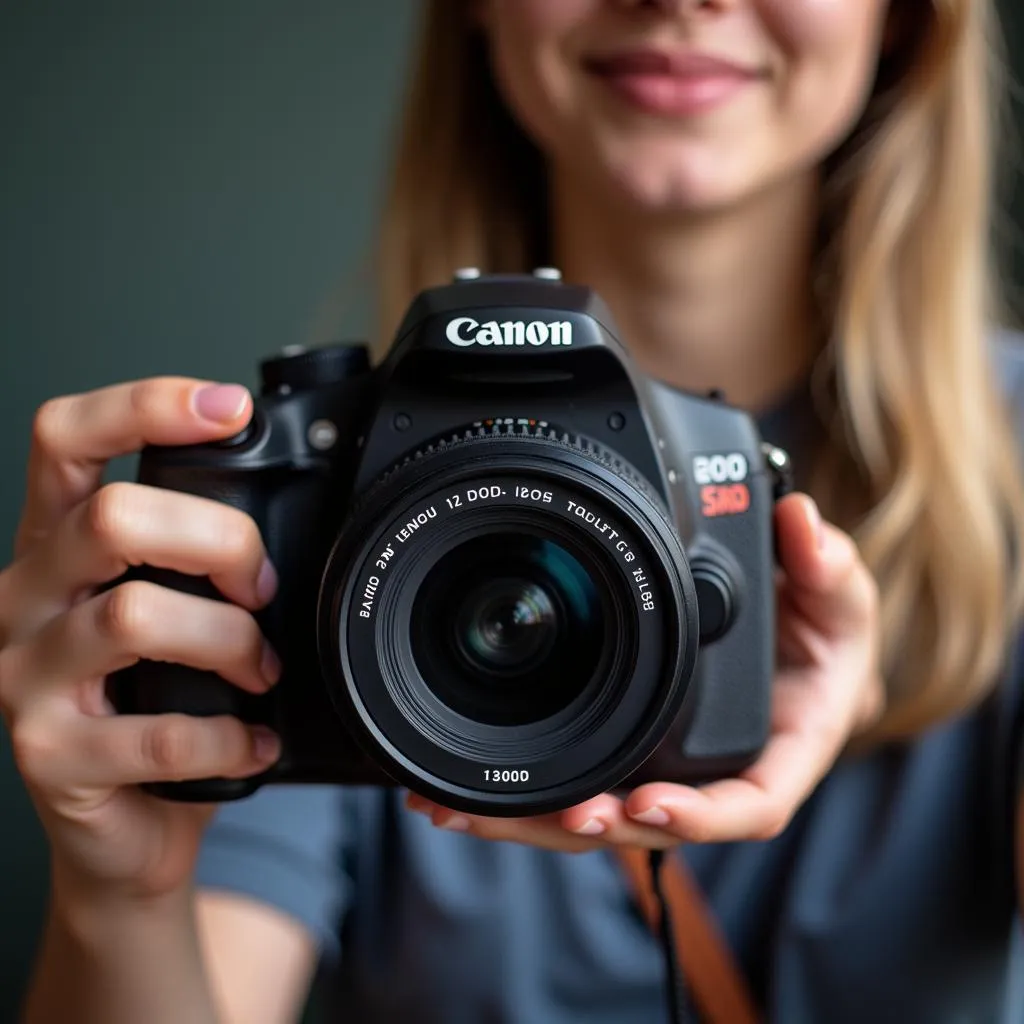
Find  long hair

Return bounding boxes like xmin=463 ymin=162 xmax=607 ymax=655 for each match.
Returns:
xmin=371 ymin=0 xmax=1024 ymax=743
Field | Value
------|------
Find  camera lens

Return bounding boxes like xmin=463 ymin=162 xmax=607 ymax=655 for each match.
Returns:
xmin=411 ymin=534 xmax=605 ymax=726
xmin=320 ymin=422 xmax=700 ymax=817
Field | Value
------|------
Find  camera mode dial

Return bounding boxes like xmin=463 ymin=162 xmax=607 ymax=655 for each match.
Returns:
xmin=260 ymin=343 xmax=370 ymax=394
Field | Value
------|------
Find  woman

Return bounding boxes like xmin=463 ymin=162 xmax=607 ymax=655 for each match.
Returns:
xmin=5 ymin=0 xmax=1024 ymax=1021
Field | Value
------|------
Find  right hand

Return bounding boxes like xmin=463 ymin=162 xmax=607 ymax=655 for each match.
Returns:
xmin=0 ymin=378 xmax=283 ymax=904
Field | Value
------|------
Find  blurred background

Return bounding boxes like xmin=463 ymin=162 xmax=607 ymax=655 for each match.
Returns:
xmin=1 ymin=1 xmax=1024 ymax=1018
xmin=0 ymin=2 xmax=418 ymax=1016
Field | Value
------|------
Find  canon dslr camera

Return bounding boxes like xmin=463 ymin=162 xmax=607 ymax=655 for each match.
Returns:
xmin=109 ymin=269 xmax=791 ymax=816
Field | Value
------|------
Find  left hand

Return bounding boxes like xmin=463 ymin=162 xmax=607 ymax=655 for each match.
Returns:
xmin=404 ymin=492 xmax=883 ymax=852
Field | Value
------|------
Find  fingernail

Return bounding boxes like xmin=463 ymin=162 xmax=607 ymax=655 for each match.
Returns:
xmin=631 ymin=806 xmax=671 ymax=826
xmin=249 ymin=725 xmax=281 ymax=764
xmin=573 ymin=818 xmax=607 ymax=836
xmin=438 ymin=814 xmax=471 ymax=832
xmin=256 ymin=558 xmax=278 ymax=605
xmin=260 ymin=640 xmax=282 ymax=686
xmin=805 ymin=496 xmax=824 ymax=549
xmin=194 ymin=383 xmax=250 ymax=424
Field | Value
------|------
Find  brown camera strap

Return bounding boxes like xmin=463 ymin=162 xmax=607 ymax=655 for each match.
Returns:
xmin=615 ymin=847 xmax=762 ymax=1024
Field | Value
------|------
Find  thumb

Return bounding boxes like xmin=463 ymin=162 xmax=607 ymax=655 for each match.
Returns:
xmin=775 ymin=493 xmax=877 ymax=640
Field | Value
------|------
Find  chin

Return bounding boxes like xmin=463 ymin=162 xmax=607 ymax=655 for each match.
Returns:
xmin=579 ymin=136 xmax=758 ymax=217
xmin=609 ymin=164 xmax=741 ymax=216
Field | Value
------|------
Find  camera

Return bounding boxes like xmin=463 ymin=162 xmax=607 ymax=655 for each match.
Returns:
xmin=108 ymin=269 xmax=792 ymax=817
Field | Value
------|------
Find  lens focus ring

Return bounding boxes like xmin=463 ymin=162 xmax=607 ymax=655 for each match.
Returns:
xmin=369 ymin=419 xmax=666 ymax=515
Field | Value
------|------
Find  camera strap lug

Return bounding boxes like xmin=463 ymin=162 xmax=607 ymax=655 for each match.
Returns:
xmin=761 ymin=443 xmax=794 ymax=502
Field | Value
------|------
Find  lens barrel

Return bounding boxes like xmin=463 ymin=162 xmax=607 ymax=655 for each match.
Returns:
xmin=318 ymin=423 xmax=699 ymax=816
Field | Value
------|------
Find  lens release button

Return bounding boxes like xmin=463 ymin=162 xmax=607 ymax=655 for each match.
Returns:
xmin=691 ymin=559 xmax=736 ymax=643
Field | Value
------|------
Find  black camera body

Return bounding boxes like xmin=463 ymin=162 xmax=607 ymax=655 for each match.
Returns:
xmin=109 ymin=270 xmax=789 ymax=816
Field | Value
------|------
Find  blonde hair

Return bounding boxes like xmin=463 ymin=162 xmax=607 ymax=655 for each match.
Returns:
xmin=372 ymin=0 xmax=1024 ymax=742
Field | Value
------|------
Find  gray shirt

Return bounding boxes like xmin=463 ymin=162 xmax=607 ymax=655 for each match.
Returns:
xmin=194 ymin=336 xmax=1024 ymax=1024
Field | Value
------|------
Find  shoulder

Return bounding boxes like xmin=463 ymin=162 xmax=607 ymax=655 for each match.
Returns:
xmin=990 ymin=326 xmax=1024 ymax=417
xmin=985 ymin=329 xmax=1024 ymax=880
xmin=986 ymin=327 xmax=1024 ymax=689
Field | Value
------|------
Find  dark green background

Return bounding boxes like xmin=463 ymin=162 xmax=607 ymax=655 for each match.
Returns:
xmin=0 ymin=2 xmax=417 ymax=1017
xmin=0 ymin=3 xmax=1022 ymax=1020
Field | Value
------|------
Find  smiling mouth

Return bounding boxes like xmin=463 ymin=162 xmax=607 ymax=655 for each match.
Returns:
xmin=582 ymin=49 xmax=765 ymax=117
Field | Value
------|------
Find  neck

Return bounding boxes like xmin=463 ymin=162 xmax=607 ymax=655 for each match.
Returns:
xmin=549 ymin=170 xmax=822 ymax=413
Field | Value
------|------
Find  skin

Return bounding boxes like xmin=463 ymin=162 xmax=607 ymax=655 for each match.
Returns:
xmin=8 ymin=2 xmax=981 ymax=1023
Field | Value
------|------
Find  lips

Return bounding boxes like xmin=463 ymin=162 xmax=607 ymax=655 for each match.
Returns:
xmin=583 ymin=48 xmax=763 ymax=117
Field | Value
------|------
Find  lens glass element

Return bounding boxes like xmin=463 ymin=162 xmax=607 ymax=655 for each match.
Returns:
xmin=456 ymin=578 xmax=557 ymax=675
xmin=411 ymin=532 xmax=605 ymax=726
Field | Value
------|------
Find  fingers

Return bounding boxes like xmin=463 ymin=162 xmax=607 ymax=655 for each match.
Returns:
xmin=405 ymin=792 xmax=607 ymax=852
xmin=557 ymin=793 xmax=682 ymax=848
xmin=623 ymin=734 xmax=816 ymax=845
xmin=622 ymin=661 xmax=864 ymax=843
xmin=3 ymin=483 xmax=276 ymax=639
xmin=774 ymin=493 xmax=878 ymax=640
xmin=13 ymin=711 xmax=280 ymax=792
xmin=18 ymin=378 xmax=253 ymax=553
xmin=3 ymin=580 xmax=280 ymax=711
xmin=405 ymin=791 xmax=680 ymax=851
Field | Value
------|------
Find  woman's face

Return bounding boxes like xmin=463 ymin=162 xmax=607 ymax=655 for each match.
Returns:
xmin=479 ymin=0 xmax=891 ymax=213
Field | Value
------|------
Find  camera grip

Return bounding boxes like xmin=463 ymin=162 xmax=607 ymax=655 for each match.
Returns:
xmin=105 ymin=565 xmax=274 ymax=802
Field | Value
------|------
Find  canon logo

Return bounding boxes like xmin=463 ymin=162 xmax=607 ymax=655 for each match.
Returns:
xmin=445 ymin=317 xmax=573 ymax=348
